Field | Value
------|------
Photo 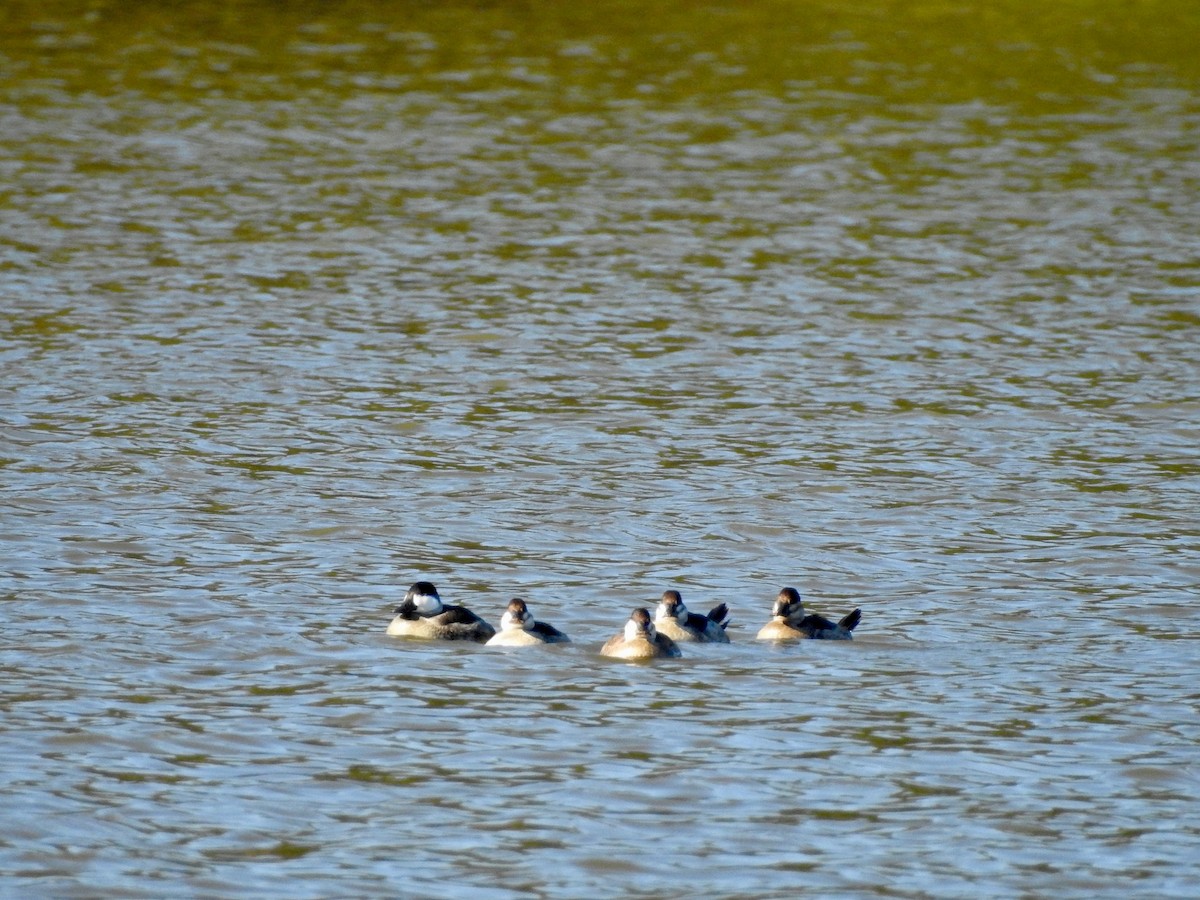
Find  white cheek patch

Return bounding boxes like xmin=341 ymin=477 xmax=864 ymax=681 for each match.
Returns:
xmin=776 ymin=600 xmax=803 ymax=618
xmin=624 ymin=620 xmax=642 ymax=641
xmin=412 ymin=592 xmax=441 ymax=615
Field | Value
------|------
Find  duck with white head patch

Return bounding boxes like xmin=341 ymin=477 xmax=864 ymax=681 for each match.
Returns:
xmin=386 ymin=581 xmax=495 ymax=643
xmin=756 ymin=587 xmax=860 ymax=641
xmin=600 ymin=607 xmax=682 ymax=660
xmin=653 ymin=590 xmax=731 ymax=643
xmin=486 ymin=598 xmax=570 ymax=647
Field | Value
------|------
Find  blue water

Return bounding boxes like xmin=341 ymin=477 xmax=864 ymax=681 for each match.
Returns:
xmin=3 ymin=2 xmax=1199 ymax=896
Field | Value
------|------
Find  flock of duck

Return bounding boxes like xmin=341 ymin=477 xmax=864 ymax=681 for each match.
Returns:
xmin=386 ymin=581 xmax=863 ymax=660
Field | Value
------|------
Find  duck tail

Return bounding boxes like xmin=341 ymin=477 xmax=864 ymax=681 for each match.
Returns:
xmin=707 ymin=603 xmax=732 ymax=629
xmin=839 ymin=608 xmax=862 ymax=632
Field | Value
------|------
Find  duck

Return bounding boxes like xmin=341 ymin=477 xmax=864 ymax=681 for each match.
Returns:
xmin=755 ymin=587 xmax=861 ymax=641
xmin=486 ymin=598 xmax=571 ymax=647
xmin=600 ymin=607 xmax=682 ymax=660
xmin=385 ymin=581 xmax=496 ymax=643
xmin=653 ymin=590 xmax=731 ymax=643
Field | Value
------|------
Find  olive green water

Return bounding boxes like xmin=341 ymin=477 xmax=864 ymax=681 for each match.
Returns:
xmin=3 ymin=1 xmax=1199 ymax=896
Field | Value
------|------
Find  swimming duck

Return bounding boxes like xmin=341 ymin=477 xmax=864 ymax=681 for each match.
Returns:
xmin=653 ymin=590 xmax=731 ymax=643
xmin=600 ymin=607 xmax=682 ymax=660
xmin=755 ymin=587 xmax=861 ymax=641
xmin=486 ymin=598 xmax=571 ymax=647
xmin=386 ymin=581 xmax=496 ymax=643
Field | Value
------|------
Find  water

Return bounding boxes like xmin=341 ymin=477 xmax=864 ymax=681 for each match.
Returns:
xmin=3 ymin=1 xmax=1199 ymax=896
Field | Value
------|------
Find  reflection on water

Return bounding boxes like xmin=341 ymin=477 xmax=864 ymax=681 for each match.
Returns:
xmin=2 ymin=1 xmax=1198 ymax=896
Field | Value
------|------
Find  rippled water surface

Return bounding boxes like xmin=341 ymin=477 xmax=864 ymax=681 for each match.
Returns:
xmin=3 ymin=1 xmax=1199 ymax=896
